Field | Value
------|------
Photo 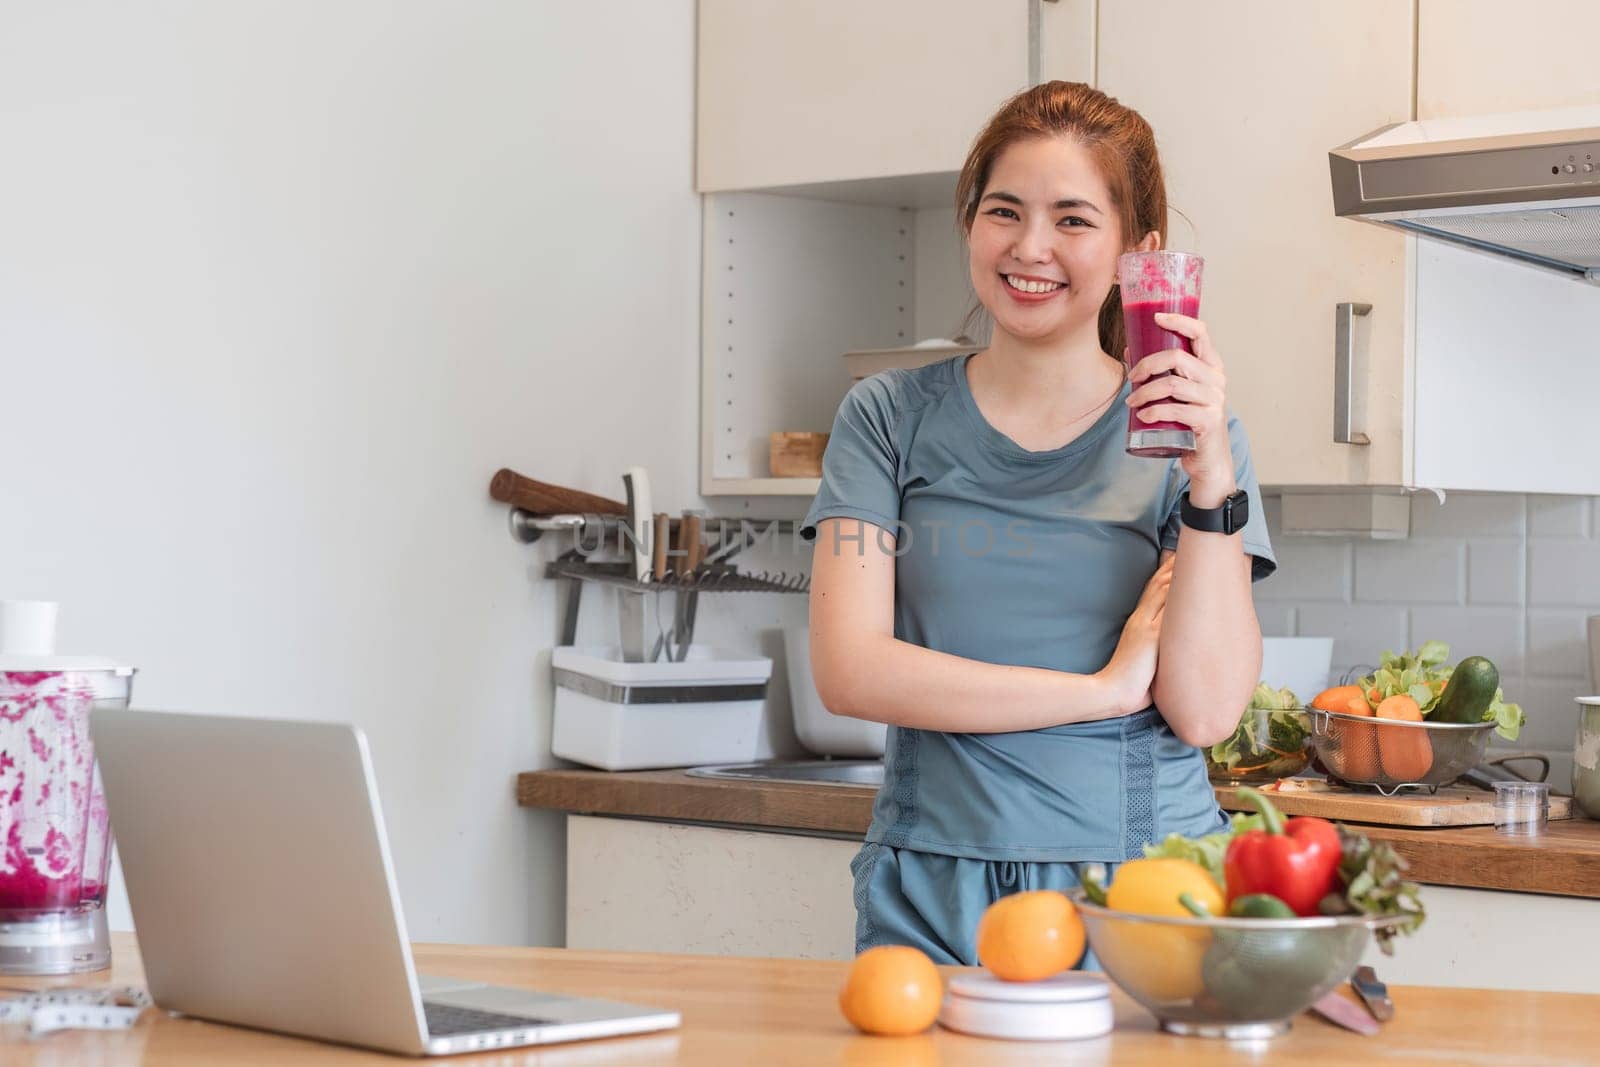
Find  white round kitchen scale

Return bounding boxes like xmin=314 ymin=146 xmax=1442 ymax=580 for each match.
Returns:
xmin=938 ymin=972 xmax=1114 ymax=1041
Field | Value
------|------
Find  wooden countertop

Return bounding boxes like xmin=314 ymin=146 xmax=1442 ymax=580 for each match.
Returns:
xmin=517 ymin=768 xmax=1600 ymax=899
xmin=4 ymin=932 xmax=1595 ymax=1065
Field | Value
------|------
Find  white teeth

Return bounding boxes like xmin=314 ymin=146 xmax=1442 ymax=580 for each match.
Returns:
xmin=1004 ymin=274 xmax=1064 ymax=294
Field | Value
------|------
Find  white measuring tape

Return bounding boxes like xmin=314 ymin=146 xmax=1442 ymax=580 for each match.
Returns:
xmin=0 ymin=986 xmax=151 ymax=1037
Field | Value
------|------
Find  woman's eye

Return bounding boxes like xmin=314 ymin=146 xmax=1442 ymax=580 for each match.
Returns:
xmin=984 ymin=207 xmax=1019 ymax=220
xmin=1059 ymin=216 xmax=1091 ymax=228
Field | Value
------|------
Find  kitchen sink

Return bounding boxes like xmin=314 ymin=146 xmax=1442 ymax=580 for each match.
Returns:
xmin=685 ymin=759 xmax=884 ymax=788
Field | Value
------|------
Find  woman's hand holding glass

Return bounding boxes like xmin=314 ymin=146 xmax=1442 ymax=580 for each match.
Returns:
xmin=1098 ymin=555 xmax=1175 ymax=715
xmin=1125 ymin=313 xmax=1238 ymax=505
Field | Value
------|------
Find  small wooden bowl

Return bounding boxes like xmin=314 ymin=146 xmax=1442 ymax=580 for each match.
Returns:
xmin=769 ymin=432 xmax=829 ymax=478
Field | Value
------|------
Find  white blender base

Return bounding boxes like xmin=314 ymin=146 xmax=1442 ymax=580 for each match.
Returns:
xmin=0 ymin=907 xmax=111 ymax=975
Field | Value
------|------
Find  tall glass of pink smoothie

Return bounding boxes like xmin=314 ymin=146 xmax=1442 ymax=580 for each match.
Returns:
xmin=1117 ymin=250 xmax=1204 ymax=457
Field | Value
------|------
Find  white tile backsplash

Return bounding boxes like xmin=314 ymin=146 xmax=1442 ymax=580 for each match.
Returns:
xmin=1353 ymin=541 xmax=1464 ymax=604
xmin=1529 ymin=494 xmax=1591 ymax=538
xmin=1408 ymin=605 xmax=1525 ymax=676
xmin=1466 ymin=541 xmax=1525 ymax=605
xmin=1410 ymin=492 xmax=1525 ymax=538
xmin=1528 ymin=540 xmax=1600 ymax=605
xmin=1255 ymin=490 xmax=1600 ymax=789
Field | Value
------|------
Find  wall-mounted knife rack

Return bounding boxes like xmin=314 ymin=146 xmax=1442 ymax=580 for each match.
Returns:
xmin=509 ymin=509 xmax=809 ymax=662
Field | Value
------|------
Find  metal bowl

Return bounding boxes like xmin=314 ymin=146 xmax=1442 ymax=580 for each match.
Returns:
xmin=1070 ymin=890 xmax=1402 ymax=1039
xmin=1308 ymin=707 xmax=1498 ymax=795
xmin=1204 ymin=708 xmax=1313 ymax=785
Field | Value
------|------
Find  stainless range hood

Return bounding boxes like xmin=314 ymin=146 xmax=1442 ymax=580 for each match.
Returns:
xmin=1330 ymin=105 xmax=1600 ymax=283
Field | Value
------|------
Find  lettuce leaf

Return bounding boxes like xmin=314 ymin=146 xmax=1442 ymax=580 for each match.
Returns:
xmin=1142 ymin=812 xmax=1263 ymax=887
xmin=1489 ymin=688 xmax=1525 ymax=742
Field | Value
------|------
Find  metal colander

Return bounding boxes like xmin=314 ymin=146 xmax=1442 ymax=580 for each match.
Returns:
xmin=1308 ymin=708 xmax=1498 ymax=795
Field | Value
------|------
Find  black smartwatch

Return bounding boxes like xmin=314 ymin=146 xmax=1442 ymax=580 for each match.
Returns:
xmin=1180 ymin=489 xmax=1250 ymax=535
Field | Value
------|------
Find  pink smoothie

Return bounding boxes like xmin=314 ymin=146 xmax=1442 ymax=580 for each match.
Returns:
xmin=1122 ymin=294 xmax=1199 ymax=457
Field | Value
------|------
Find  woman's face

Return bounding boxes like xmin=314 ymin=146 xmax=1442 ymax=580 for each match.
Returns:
xmin=967 ymin=135 xmax=1145 ymax=348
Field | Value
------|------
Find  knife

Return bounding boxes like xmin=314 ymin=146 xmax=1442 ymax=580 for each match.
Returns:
xmin=1309 ymin=989 xmax=1380 ymax=1036
xmin=1351 ymin=965 xmax=1394 ymax=1022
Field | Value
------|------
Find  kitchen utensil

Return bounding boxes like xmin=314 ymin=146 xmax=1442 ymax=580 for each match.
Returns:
xmin=1261 ymin=637 xmax=1335 ymax=705
xmin=768 ymin=432 xmax=828 ymax=478
xmin=1576 ymin=697 xmax=1600 ymax=819
xmin=0 ymin=601 xmax=136 ymax=975
xmin=1350 ymin=966 xmax=1393 ymax=1022
xmin=550 ymin=645 xmax=772 ymax=770
xmin=1214 ymin=782 xmax=1574 ymax=827
xmin=1308 ymin=990 xmax=1381 ymax=1035
xmin=1204 ymin=707 xmax=1312 ymax=785
xmin=783 ymin=626 xmax=886 ymax=758
xmin=1493 ymin=781 xmax=1550 ymax=836
xmin=1070 ymin=888 xmax=1404 ymax=1039
xmin=616 ymin=468 xmax=653 ymax=661
xmin=669 ymin=511 xmax=705 ymax=663
xmin=489 ymin=468 xmax=627 ymax=516
xmin=651 ymin=513 xmax=672 ymax=581
xmin=1308 ymin=708 xmax=1498 ymax=794
xmin=937 ymin=973 xmax=1113 ymax=1041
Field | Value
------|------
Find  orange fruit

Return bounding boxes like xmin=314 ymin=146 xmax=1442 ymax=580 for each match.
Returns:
xmin=975 ymin=890 xmax=1085 ymax=982
xmin=838 ymin=946 xmax=943 ymax=1036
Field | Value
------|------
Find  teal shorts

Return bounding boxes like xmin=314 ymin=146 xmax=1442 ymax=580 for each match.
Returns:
xmin=850 ymin=841 xmax=1118 ymax=968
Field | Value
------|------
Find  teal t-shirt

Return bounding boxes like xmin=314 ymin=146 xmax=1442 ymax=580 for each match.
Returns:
xmin=802 ymin=354 xmax=1276 ymax=862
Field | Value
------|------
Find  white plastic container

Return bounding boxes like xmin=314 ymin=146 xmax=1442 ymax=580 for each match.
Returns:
xmin=784 ymin=626 xmax=886 ymax=758
xmin=550 ymin=645 xmax=773 ymax=771
xmin=938 ymin=973 xmax=1113 ymax=1041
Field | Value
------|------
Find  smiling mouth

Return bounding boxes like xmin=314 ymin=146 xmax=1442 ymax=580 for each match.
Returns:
xmin=1002 ymin=273 xmax=1065 ymax=294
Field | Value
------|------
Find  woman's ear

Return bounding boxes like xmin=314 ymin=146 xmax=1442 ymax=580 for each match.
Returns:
xmin=1134 ymin=231 xmax=1161 ymax=253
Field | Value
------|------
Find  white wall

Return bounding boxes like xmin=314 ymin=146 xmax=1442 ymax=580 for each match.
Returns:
xmin=0 ymin=0 xmax=801 ymax=947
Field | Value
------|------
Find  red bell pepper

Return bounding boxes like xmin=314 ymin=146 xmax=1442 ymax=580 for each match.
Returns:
xmin=1223 ymin=788 xmax=1342 ymax=917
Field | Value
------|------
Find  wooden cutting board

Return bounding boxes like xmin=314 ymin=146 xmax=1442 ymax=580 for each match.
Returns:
xmin=1214 ymin=782 xmax=1574 ymax=827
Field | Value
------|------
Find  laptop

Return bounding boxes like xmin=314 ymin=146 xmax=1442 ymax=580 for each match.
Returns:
xmin=90 ymin=709 xmax=680 ymax=1056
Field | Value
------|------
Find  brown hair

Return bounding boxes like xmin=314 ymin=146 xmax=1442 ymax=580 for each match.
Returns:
xmin=955 ymin=81 xmax=1168 ymax=357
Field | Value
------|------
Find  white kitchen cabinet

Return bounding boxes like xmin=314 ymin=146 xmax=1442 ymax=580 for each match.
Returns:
xmin=699 ymin=2 xmax=1600 ymax=499
xmin=564 ymin=815 xmax=1600 ymax=993
xmin=1097 ymin=2 xmax=1415 ymax=489
xmin=1418 ymin=0 xmax=1600 ymax=119
xmin=696 ymin=1 xmax=1093 ymax=195
xmin=565 ymin=815 xmax=858 ymax=959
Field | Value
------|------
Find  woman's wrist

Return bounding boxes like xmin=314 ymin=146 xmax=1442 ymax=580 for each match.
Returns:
xmin=1089 ymin=666 xmax=1144 ymax=718
xmin=1186 ymin=476 xmax=1239 ymax=511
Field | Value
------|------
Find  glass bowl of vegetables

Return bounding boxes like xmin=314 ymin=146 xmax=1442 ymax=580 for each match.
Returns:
xmin=1306 ymin=643 xmax=1521 ymax=794
xmin=1307 ymin=708 xmax=1497 ymax=793
xmin=1074 ymin=789 xmax=1423 ymax=1039
xmin=1070 ymin=890 xmax=1404 ymax=1039
xmin=1204 ymin=684 xmax=1312 ymax=785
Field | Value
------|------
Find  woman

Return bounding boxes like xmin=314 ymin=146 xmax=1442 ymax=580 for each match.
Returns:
xmin=802 ymin=81 xmax=1276 ymax=966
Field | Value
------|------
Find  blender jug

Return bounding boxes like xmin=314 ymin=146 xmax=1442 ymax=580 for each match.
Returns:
xmin=0 ymin=600 xmax=135 ymax=974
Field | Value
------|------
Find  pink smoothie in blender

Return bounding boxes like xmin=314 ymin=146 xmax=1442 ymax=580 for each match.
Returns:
xmin=0 ymin=600 xmax=134 ymax=974
xmin=1118 ymin=251 xmax=1204 ymax=458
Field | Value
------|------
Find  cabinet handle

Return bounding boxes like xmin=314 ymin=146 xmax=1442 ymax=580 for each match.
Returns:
xmin=1334 ymin=302 xmax=1372 ymax=446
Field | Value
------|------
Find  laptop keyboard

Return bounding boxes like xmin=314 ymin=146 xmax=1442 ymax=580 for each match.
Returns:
xmin=423 ymin=1001 xmax=555 ymax=1036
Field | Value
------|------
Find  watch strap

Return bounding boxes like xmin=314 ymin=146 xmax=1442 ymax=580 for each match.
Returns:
xmin=1180 ymin=489 xmax=1249 ymax=535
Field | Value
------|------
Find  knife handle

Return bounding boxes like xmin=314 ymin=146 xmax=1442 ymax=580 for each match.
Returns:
xmin=652 ymin=513 xmax=671 ymax=582
xmin=682 ymin=513 xmax=705 ymax=573
xmin=489 ymin=469 xmax=627 ymax=516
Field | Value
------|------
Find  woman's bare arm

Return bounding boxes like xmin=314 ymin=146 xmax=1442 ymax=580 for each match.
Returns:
xmin=807 ymin=519 xmax=1170 ymax=733
xmin=1152 ymin=530 xmax=1262 ymax=747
